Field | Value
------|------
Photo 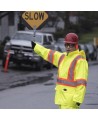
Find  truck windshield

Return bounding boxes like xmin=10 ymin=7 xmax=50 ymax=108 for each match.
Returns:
xmin=12 ymin=33 xmax=42 ymax=43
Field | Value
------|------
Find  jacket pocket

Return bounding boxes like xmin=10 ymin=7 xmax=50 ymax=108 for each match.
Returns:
xmin=60 ymin=88 xmax=75 ymax=105
xmin=55 ymin=87 xmax=69 ymax=105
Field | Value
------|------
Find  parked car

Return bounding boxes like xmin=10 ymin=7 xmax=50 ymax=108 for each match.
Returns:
xmin=55 ymin=38 xmax=66 ymax=52
xmin=85 ymin=43 xmax=97 ymax=61
xmin=54 ymin=44 xmax=62 ymax=52
xmin=2 ymin=31 xmax=55 ymax=70
xmin=78 ymin=43 xmax=89 ymax=61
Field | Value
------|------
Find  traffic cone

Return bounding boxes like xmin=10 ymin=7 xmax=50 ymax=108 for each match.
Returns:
xmin=3 ymin=50 xmax=10 ymax=72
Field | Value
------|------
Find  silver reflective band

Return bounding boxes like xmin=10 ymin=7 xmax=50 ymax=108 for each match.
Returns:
xmin=58 ymin=54 xmax=65 ymax=66
xmin=48 ymin=50 xmax=55 ymax=63
xmin=68 ymin=55 xmax=84 ymax=81
xmin=76 ymin=80 xmax=87 ymax=86
xmin=57 ymin=78 xmax=87 ymax=87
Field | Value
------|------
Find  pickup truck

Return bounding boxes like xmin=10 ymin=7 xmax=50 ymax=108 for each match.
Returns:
xmin=2 ymin=31 xmax=55 ymax=70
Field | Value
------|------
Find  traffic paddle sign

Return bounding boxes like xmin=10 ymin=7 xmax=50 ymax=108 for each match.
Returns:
xmin=22 ymin=11 xmax=49 ymax=30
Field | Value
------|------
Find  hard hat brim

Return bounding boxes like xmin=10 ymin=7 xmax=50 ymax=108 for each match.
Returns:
xmin=65 ymin=41 xmax=77 ymax=44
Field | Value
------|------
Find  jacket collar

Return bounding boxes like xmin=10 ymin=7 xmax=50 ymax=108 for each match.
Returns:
xmin=67 ymin=50 xmax=79 ymax=56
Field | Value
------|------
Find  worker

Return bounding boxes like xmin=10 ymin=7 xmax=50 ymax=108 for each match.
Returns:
xmin=31 ymin=33 xmax=88 ymax=109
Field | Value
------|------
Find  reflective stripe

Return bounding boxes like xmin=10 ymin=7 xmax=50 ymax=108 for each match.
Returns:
xmin=58 ymin=54 xmax=65 ymax=66
xmin=57 ymin=78 xmax=76 ymax=87
xmin=68 ymin=55 xmax=84 ymax=81
xmin=57 ymin=78 xmax=87 ymax=87
xmin=48 ymin=50 xmax=55 ymax=63
xmin=76 ymin=80 xmax=87 ymax=86
xmin=57 ymin=55 xmax=86 ymax=87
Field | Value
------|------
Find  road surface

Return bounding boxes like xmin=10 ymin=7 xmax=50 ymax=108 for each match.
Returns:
xmin=0 ymin=61 xmax=98 ymax=109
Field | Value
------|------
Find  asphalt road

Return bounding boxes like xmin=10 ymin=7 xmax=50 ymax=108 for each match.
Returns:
xmin=0 ymin=60 xmax=98 ymax=109
xmin=0 ymin=61 xmax=56 ymax=91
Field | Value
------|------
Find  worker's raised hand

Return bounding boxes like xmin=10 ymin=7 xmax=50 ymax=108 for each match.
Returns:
xmin=31 ymin=41 xmax=36 ymax=49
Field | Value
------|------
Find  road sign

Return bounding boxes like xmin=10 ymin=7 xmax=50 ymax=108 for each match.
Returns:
xmin=22 ymin=11 xmax=49 ymax=30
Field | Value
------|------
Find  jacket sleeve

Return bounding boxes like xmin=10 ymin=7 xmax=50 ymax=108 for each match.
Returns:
xmin=34 ymin=43 xmax=63 ymax=67
xmin=73 ymin=59 xmax=88 ymax=103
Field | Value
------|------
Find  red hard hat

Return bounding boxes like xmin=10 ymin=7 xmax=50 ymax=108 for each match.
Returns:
xmin=64 ymin=33 xmax=78 ymax=44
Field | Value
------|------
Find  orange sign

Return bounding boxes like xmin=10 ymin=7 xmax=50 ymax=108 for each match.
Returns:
xmin=22 ymin=11 xmax=48 ymax=29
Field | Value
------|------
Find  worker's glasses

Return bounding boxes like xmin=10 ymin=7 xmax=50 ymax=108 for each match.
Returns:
xmin=65 ymin=43 xmax=75 ymax=48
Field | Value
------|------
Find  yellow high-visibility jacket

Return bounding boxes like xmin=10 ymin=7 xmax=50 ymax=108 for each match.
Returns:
xmin=34 ymin=43 xmax=88 ymax=107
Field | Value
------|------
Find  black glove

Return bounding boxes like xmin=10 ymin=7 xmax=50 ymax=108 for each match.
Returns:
xmin=31 ymin=41 xmax=36 ymax=49
xmin=76 ymin=102 xmax=81 ymax=106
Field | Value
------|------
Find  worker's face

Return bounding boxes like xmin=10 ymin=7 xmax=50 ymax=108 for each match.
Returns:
xmin=65 ymin=43 xmax=76 ymax=53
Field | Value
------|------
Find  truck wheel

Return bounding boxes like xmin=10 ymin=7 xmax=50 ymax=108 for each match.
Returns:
xmin=46 ymin=63 xmax=53 ymax=69
xmin=35 ymin=63 xmax=43 ymax=71
xmin=15 ymin=62 xmax=22 ymax=68
xmin=2 ymin=57 xmax=6 ymax=68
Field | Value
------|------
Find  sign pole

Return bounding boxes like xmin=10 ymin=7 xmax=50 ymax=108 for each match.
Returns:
xmin=33 ymin=25 xmax=36 ymax=42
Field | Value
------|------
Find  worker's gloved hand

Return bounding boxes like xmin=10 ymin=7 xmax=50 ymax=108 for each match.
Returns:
xmin=31 ymin=41 xmax=36 ymax=49
xmin=76 ymin=102 xmax=81 ymax=106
